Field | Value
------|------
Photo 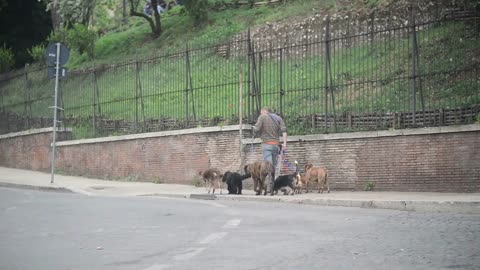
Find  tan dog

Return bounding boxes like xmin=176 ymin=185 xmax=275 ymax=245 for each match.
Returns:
xmin=303 ymin=163 xmax=329 ymax=194
xmin=244 ymin=161 xmax=275 ymax=196
xmin=199 ymin=168 xmax=223 ymax=194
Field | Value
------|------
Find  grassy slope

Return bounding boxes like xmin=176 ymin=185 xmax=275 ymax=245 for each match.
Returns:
xmin=1 ymin=0 xmax=479 ymax=138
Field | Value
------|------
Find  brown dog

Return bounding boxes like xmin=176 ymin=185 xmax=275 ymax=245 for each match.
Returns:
xmin=244 ymin=161 xmax=275 ymax=196
xmin=199 ymin=168 xmax=223 ymax=194
xmin=303 ymin=163 xmax=329 ymax=194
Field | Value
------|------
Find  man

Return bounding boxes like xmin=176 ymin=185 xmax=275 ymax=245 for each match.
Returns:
xmin=252 ymin=107 xmax=287 ymax=193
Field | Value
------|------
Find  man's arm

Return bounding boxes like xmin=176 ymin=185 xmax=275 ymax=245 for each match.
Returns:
xmin=252 ymin=115 xmax=263 ymax=137
xmin=282 ymin=132 xmax=287 ymax=150
xmin=280 ymin=118 xmax=287 ymax=150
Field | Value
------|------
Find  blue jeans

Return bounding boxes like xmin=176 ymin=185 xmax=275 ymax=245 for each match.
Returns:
xmin=262 ymin=144 xmax=279 ymax=191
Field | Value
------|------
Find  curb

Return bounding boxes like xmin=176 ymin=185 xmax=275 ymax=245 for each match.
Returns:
xmin=0 ymin=182 xmax=73 ymax=193
xmin=137 ymin=193 xmax=189 ymax=199
xmin=216 ymin=195 xmax=480 ymax=214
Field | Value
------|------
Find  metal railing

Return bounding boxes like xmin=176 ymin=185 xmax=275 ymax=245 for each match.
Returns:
xmin=1 ymin=9 xmax=479 ymax=138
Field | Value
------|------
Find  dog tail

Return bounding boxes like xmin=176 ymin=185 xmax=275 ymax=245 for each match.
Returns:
xmin=241 ymin=173 xmax=251 ymax=181
xmin=294 ymin=160 xmax=299 ymax=175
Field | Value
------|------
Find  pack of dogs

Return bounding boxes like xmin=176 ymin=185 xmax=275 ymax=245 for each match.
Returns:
xmin=199 ymin=160 xmax=329 ymax=196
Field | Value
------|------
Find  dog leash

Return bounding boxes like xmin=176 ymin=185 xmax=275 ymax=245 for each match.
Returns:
xmin=281 ymin=150 xmax=297 ymax=173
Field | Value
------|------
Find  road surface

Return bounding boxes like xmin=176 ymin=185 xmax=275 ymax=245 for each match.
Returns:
xmin=0 ymin=187 xmax=479 ymax=270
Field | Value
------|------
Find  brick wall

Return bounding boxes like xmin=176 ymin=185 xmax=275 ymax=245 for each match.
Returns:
xmin=244 ymin=125 xmax=480 ymax=192
xmin=54 ymin=126 xmax=248 ymax=185
xmin=1 ymin=125 xmax=479 ymax=192
xmin=0 ymin=128 xmax=71 ymax=171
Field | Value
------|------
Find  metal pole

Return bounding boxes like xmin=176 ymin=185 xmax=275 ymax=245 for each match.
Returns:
xmin=50 ymin=42 xmax=61 ymax=184
xmin=324 ymin=18 xmax=330 ymax=133
xmin=24 ymin=64 xmax=29 ymax=129
xmin=279 ymin=49 xmax=283 ymax=115
xmin=239 ymin=64 xmax=243 ymax=161
xmin=92 ymin=63 xmax=97 ymax=137
xmin=411 ymin=8 xmax=417 ymax=127
xmin=185 ymin=44 xmax=189 ymax=127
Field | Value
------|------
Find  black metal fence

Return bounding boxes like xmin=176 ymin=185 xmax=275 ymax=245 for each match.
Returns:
xmin=1 ymin=8 xmax=479 ymax=138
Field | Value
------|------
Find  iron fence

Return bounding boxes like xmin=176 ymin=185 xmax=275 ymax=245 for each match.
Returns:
xmin=0 ymin=8 xmax=479 ymax=138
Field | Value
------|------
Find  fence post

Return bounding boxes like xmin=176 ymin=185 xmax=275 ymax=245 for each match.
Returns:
xmin=412 ymin=11 xmax=425 ymax=126
xmin=185 ymin=43 xmax=197 ymax=124
xmin=324 ymin=17 xmax=330 ymax=133
xmin=258 ymin=52 xmax=262 ymax=110
xmin=134 ymin=57 xmax=139 ymax=131
xmin=246 ymin=29 xmax=252 ymax=123
xmin=136 ymin=61 xmax=146 ymax=132
xmin=24 ymin=64 xmax=30 ymax=129
xmin=92 ymin=63 xmax=97 ymax=137
xmin=410 ymin=7 xmax=417 ymax=127
xmin=279 ymin=48 xmax=284 ymax=115
xmin=185 ymin=43 xmax=189 ymax=127
xmin=248 ymin=29 xmax=260 ymax=116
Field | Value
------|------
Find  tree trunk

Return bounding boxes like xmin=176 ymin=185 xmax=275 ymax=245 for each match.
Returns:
xmin=128 ymin=0 xmax=162 ymax=37
xmin=151 ymin=0 xmax=162 ymax=36
xmin=50 ymin=0 xmax=61 ymax=30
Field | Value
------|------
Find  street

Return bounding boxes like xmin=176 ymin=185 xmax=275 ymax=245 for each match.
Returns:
xmin=0 ymin=187 xmax=479 ymax=270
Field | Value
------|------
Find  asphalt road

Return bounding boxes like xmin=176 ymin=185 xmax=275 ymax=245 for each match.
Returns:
xmin=1 ymin=187 xmax=479 ymax=270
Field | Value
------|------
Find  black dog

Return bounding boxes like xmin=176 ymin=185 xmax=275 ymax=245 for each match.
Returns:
xmin=222 ymin=171 xmax=251 ymax=194
xmin=272 ymin=160 xmax=299 ymax=196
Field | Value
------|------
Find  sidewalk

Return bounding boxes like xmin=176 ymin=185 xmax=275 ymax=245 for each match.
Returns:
xmin=1 ymin=166 xmax=479 ymax=214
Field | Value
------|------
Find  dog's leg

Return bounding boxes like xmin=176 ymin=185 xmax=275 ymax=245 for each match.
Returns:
xmin=318 ymin=177 xmax=323 ymax=194
xmin=288 ymin=182 xmax=295 ymax=196
xmin=326 ymin=173 xmax=330 ymax=193
xmin=238 ymin=181 xmax=243 ymax=195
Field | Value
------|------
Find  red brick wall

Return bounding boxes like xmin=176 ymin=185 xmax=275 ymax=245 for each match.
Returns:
xmin=0 ymin=129 xmax=71 ymax=171
xmin=54 ymin=128 xmax=247 ymax=185
xmin=244 ymin=128 xmax=480 ymax=192
xmin=1 ymin=125 xmax=479 ymax=192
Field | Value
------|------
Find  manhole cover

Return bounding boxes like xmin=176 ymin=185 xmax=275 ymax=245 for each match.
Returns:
xmin=190 ymin=194 xmax=217 ymax=200
xmin=90 ymin=186 xmax=112 ymax=190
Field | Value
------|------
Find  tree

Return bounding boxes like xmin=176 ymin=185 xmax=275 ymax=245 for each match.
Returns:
xmin=128 ymin=0 xmax=162 ymax=37
xmin=44 ymin=0 xmax=96 ymax=30
xmin=0 ymin=0 xmax=52 ymax=68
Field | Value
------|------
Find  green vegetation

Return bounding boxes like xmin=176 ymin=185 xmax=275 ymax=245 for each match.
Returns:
xmin=1 ymin=0 xmax=479 ymax=139
xmin=364 ymin=180 xmax=375 ymax=191
xmin=0 ymin=44 xmax=14 ymax=73
xmin=27 ymin=44 xmax=47 ymax=65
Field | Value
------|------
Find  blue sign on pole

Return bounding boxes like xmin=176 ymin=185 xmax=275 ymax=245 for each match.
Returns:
xmin=46 ymin=42 xmax=70 ymax=66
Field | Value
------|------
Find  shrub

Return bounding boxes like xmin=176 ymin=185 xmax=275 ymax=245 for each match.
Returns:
xmin=0 ymin=44 xmax=14 ymax=73
xmin=27 ymin=44 xmax=46 ymax=65
xmin=183 ymin=0 xmax=209 ymax=26
xmin=364 ymin=180 xmax=376 ymax=191
xmin=47 ymin=29 xmax=67 ymax=44
xmin=67 ymin=24 xmax=97 ymax=59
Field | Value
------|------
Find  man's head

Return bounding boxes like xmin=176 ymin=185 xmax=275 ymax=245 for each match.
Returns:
xmin=260 ymin=107 xmax=271 ymax=115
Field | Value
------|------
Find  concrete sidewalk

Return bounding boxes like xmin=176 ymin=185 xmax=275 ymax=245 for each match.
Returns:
xmin=1 ymin=166 xmax=479 ymax=214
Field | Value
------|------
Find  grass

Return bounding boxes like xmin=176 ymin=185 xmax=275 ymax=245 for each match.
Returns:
xmin=1 ymin=1 xmax=479 ymax=138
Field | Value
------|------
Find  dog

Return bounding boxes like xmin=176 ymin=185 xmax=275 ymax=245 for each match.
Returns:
xmin=272 ymin=160 xmax=299 ymax=196
xmin=303 ymin=163 xmax=329 ymax=193
xmin=199 ymin=168 xmax=223 ymax=194
xmin=294 ymin=173 xmax=306 ymax=194
xmin=222 ymin=171 xmax=251 ymax=194
xmin=244 ymin=161 xmax=275 ymax=196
